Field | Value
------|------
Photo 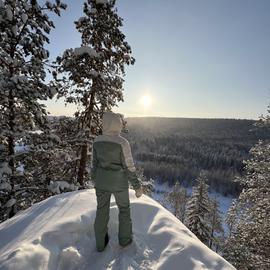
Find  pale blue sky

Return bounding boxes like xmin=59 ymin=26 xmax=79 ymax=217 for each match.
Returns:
xmin=45 ymin=0 xmax=270 ymax=119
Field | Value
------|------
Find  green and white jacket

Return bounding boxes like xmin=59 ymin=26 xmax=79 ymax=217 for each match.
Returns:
xmin=91 ymin=112 xmax=141 ymax=192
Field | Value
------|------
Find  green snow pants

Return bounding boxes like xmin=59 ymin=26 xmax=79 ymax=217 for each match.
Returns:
xmin=94 ymin=189 xmax=132 ymax=251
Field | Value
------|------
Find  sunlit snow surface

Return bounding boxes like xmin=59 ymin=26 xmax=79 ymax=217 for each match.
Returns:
xmin=0 ymin=190 xmax=235 ymax=270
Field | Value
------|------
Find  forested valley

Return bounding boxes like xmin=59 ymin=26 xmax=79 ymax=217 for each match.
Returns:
xmin=124 ymin=117 xmax=270 ymax=196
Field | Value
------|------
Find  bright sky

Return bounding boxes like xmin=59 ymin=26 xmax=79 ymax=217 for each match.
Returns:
xmin=45 ymin=0 xmax=270 ymax=119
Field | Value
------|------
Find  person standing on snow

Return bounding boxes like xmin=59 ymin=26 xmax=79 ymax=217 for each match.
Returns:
xmin=91 ymin=111 xmax=143 ymax=252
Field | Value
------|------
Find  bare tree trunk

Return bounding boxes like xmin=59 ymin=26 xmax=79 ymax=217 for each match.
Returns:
xmin=8 ymin=90 xmax=15 ymax=179
xmin=77 ymin=145 xmax=88 ymax=186
xmin=77 ymin=86 xmax=96 ymax=186
xmin=7 ymin=89 xmax=16 ymax=218
xmin=209 ymin=211 xmax=216 ymax=249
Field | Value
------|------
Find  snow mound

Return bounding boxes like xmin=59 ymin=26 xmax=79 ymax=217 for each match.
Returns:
xmin=0 ymin=190 xmax=235 ymax=270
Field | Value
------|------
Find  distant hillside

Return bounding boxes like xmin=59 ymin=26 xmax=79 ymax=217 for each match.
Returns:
xmin=124 ymin=117 xmax=270 ymax=196
xmin=126 ymin=117 xmax=269 ymax=139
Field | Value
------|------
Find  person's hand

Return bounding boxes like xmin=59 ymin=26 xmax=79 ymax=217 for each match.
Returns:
xmin=135 ymin=187 xmax=143 ymax=198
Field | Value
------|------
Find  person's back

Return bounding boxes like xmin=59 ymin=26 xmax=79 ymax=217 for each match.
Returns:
xmin=91 ymin=112 xmax=143 ymax=252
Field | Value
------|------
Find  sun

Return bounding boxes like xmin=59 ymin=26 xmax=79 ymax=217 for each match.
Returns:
xmin=141 ymin=95 xmax=152 ymax=107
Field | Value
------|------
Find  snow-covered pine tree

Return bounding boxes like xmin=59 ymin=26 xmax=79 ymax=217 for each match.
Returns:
xmin=225 ymin=199 xmax=239 ymax=238
xmin=223 ymin=140 xmax=270 ymax=269
xmin=0 ymin=0 xmax=67 ymax=222
xmin=185 ymin=172 xmax=211 ymax=245
xmin=222 ymin=199 xmax=242 ymax=267
xmin=55 ymin=0 xmax=135 ymax=186
xmin=23 ymin=116 xmax=80 ymax=193
xmin=136 ymin=167 xmax=154 ymax=196
xmin=47 ymin=116 xmax=81 ymax=184
xmin=257 ymin=104 xmax=270 ymax=128
xmin=166 ymin=181 xmax=188 ymax=222
xmin=208 ymin=197 xmax=224 ymax=252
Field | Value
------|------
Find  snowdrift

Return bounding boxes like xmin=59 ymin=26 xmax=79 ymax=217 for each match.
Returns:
xmin=0 ymin=190 xmax=235 ymax=270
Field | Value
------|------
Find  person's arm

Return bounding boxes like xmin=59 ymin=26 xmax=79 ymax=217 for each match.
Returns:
xmin=120 ymin=139 xmax=142 ymax=192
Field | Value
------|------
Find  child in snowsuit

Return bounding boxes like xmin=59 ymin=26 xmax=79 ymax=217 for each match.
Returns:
xmin=91 ymin=112 xmax=143 ymax=252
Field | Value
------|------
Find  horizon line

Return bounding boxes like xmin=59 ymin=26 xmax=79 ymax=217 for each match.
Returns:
xmin=47 ymin=114 xmax=258 ymax=121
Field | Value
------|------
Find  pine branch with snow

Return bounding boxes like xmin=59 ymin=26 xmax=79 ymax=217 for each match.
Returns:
xmin=23 ymin=116 xmax=86 ymax=191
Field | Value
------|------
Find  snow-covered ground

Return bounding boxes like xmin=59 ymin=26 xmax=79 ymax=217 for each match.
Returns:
xmin=0 ymin=189 xmax=234 ymax=270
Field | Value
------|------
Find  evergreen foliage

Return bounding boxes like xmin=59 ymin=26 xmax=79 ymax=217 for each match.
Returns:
xmin=0 ymin=0 xmax=66 ymax=222
xmin=185 ymin=172 xmax=211 ymax=245
xmin=136 ymin=167 xmax=154 ymax=196
xmin=208 ymin=197 xmax=224 ymax=252
xmin=225 ymin=199 xmax=240 ymax=238
xmin=165 ymin=181 xmax=188 ymax=222
xmin=223 ymin=140 xmax=270 ymax=269
xmin=24 ymin=116 xmax=82 ymax=185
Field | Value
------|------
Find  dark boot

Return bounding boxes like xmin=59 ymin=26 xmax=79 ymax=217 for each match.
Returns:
xmin=97 ymin=233 xmax=109 ymax=252
xmin=120 ymin=238 xmax=132 ymax=248
xmin=104 ymin=232 xmax=109 ymax=248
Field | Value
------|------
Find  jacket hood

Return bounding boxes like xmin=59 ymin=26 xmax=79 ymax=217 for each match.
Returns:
xmin=102 ymin=112 xmax=123 ymax=136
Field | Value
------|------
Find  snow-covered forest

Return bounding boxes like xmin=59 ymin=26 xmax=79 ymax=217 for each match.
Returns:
xmin=0 ymin=0 xmax=269 ymax=269
xmin=125 ymin=117 xmax=270 ymax=195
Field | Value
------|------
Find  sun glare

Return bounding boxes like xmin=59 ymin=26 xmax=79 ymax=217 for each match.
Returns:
xmin=141 ymin=95 xmax=152 ymax=107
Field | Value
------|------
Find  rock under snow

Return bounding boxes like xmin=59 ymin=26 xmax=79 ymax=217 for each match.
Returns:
xmin=0 ymin=190 xmax=235 ymax=270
